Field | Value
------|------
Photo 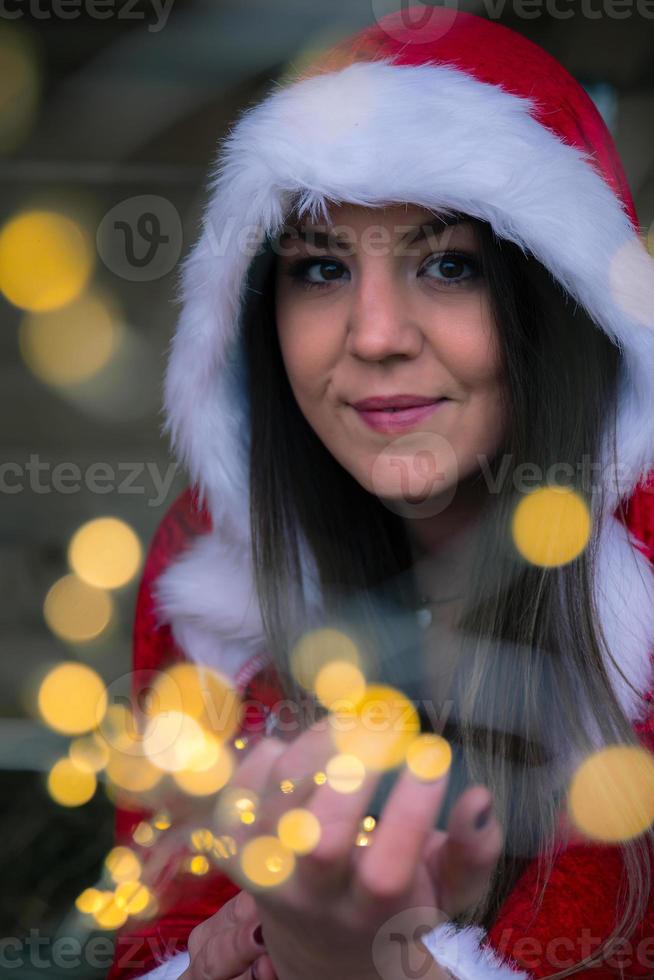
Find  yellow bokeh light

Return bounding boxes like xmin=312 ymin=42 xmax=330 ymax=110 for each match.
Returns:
xmin=290 ymin=628 xmax=363 ymax=692
xmin=189 ymin=855 xmax=210 ymax=875
xmin=314 ymin=660 xmax=366 ymax=711
xmin=211 ymin=835 xmax=238 ymax=861
xmin=38 ymin=662 xmax=107 ymax=735
xmin=239 ymin=836 xmax=296 ymax=889
xmin=313 ymin=771 xmax=327 ymax=785
xmin=132 ymin=822 xmax=156 ymax=847
xmin=134 ymin=894 xmax=159 ymax=920
xmin=68 ymin=517 xmax=142 ymax=590
xmin=277 ymin=808 xmax=322 ymax=855
xmin=361 ymin=815 xmax=376 ymax=832
xmin=325 ymin=753 xmax=366 ymax=794
xmin=105 ymin=846 xmax=141 ymax=883
xmin=330 ymin=684 xmax=421 ymax=772
xmin=279 ymin=779 xmax=295 ymax=794
xmin=512 ymin=486 xmax=591 ymax=568
xmin=182 ymin=729 xmax=223 ymax=772
xmin=105 ymin=747 xmax=162 ymax=794
xmin=19 ymin=292 xmax=123 ymax=387
xmin=142 ymin=710 xmax=209 ymax=773
xmin=145 ymin=663 xmax=242 ymax=743
xmin=214 ymin=788 xmax=259 ymax=833
xmin=152 ymin=811 xmax=171 ymax=830
xmin=190 ymin=828 xmax=215 ymax=852
xmin=406 ymin=734 xmax=452 ymax=782
xmin=568 ymin=745 xmax=654 ymax=843
xmin=97 ymin=704 xmax=138 ymax=750
xmin=43 ymin=573 xmax=113 ymax=643
xmin=114 ymin=881 xmax=151 ymax=915
xmin=173 ymin=742 xmax=234 ymax=796
xmin=0 ymin=26 xmax=41 ymax=154
xmin=75 ymin=888 xmax=106 ymax=915
xmin=69 ymin=733 xmax=110 ymax=773
xmin=93 ymin=895 xmax=128 ymax=930
xmin=47 ymin=757 xmax=96 ymax=807
xmin=0 ymin=210 xmax=93 ymax=312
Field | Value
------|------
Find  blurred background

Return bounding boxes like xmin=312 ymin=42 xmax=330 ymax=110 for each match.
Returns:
xmin=0 ymin=0 xmax=653 ymax=976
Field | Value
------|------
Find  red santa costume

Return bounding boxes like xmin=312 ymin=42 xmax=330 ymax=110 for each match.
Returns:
xmin=107 ymin=7 xmax=654 ymax=979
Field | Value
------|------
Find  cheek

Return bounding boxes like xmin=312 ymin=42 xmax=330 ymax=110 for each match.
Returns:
xmin=275 ymin=298 xmax=340 ymax=403
xmin=437 ymin=299 xmax=507 ymax=452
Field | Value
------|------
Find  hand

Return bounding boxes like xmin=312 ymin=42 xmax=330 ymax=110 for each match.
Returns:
xmin=179 ymin=889 xmax=278 ymax=980
xmin=213 ymin=719 xmax=502 ymax=980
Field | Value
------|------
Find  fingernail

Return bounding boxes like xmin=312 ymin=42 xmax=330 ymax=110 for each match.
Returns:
xmin=473 ymin=802 xmax=493 ymax=831
xmin=252 ymin=925 xmax=264 ymax=946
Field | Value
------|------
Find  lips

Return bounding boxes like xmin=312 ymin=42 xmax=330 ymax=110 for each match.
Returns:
xmin=351 ymin=396 xmax=449 ymax=433
xmin=351 ymin=394 xmax=443 ymax=411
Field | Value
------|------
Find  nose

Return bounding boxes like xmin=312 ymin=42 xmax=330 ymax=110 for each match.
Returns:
xmin=344 ymin=264 xmax=424 ymax=363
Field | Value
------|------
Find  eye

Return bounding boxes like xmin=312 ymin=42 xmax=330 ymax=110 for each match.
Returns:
xmin=283 ymin=250 xmax=481 ymax=292
xmin=420 ymin=250 xmax=481 ymax=288
xmin=284 ymin=257 xmax=349 ymax=291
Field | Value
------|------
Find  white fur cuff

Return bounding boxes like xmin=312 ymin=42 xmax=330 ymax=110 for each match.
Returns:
xmin=421 ymin=921 xmax=532 ymax=980
xmin=131 ymin=950 xmax=189 ymax=979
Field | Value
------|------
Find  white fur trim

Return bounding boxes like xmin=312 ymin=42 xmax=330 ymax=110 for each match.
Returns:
xmin=151 ymin=514 xmax=267 ymax=684
xmin=151 ymin=509 xmax=323 ymax=684
xmin=421 ymin=921 xmax=531 ymax=980
xmin=132 ymin=950 xmax=189 ymax=980
xmin=164 ymin=57 xmax=654 ymax=535
xmin=593 ymin=513 xmax=654 ymax=724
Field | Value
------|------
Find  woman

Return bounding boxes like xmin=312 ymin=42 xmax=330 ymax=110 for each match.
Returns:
xmin=107 ymin=7 xmax=654 ymax=980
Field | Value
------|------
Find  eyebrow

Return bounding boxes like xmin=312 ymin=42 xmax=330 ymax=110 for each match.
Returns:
xmin=279 ymin=214 xmax=471 ymax=251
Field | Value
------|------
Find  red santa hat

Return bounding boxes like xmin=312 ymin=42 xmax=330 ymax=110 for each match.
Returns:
xmin=152 ymin=9 xmax=654 ymax=725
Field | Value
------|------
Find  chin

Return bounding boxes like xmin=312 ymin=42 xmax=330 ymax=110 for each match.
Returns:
xmin=353 ymin=464 xmax=455 ymax=516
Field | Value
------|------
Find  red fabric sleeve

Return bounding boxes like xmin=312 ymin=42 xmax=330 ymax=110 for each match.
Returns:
xmin=107 ymin=487 xmax=241 ymax=980
xmin=483 ymin=717 xmax=654 ymax=979
xmin=480 ymin=481 xmax=654 ymax=979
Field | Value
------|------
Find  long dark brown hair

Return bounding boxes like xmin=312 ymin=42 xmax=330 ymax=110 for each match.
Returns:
xmin=241 ymin=200 xmax=654 ymax=978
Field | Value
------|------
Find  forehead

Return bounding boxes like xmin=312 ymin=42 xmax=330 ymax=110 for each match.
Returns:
xmin=286 ymin=202 xmax=458 ymax=229
xmin=279 ymin=206 xmax=477 ymax=253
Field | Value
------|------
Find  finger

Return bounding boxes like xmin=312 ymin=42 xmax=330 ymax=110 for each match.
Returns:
xmin=353 ymin=755 xmax=451 ymax=905
xmin=295 ymin=758 xmax=382 ymax=893
xmin=424 ymin=785 xmax=502 ymax=919
xmin=228 ymin=889 xmax=260 ymax=925
xmin=215 ymin=736 xmax=288 ymax=836
xmin=249 ymin=954 xmax=278 ymax=980
xmin=185 ymin=912 xmax=266 ymax=980
xmin=256 ymin=720 xmax=338 ymax=833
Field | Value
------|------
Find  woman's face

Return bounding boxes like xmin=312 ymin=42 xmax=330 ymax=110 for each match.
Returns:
xmin=273 ymin=203 xmax=507 ymax=513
